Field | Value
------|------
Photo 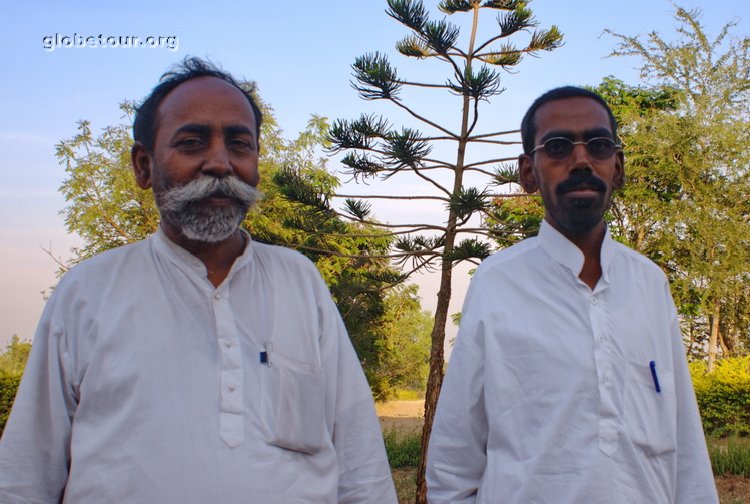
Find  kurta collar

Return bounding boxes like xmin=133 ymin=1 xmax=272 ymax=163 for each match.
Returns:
xmin=151 ymin=226 xmax=254 ymax=285
xmin=537 ymin=219 xmax=615 ymax=282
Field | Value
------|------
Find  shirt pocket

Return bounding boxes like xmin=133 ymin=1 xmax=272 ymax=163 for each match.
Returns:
xmin=260 ymin=351 xmax=327 ymax=455
xmin=624 ymin=360 xmax=677 ymax=457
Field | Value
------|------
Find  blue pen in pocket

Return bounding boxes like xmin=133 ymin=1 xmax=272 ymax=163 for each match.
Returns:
xmin=649 ymin=360 xmax=661 ymax=393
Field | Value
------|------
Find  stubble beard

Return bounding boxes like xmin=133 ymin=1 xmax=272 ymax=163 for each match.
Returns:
xmin=155 ymin=175 xmax=262 ymax=243
xmin=555 ymin=197 xmax=607 ymax=235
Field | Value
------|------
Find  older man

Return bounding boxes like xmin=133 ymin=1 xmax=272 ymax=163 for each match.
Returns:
xmin=426 ymin=86 xmax=717 ymax=503
xmin=0 ymin=58 xmax=397 ymax=504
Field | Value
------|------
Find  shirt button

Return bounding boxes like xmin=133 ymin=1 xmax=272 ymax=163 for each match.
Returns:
xmin=228 ymin=384 xmax=236 ymax=392
xmin=224 ymin=340 xmax=232 ymax=348
xmin=591 ymin=297 xmax=598 ymax=305
xmin=214 ymin=293 xmax=221 ymax=300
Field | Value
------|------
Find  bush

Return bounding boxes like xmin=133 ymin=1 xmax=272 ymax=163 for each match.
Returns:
xmin=384 ymin=429 xmax=421 ymax=469
xmin=0 ymin=374 xmax=21 ymax=435
xmin=691 ymin=356 xmax=750 ymax=437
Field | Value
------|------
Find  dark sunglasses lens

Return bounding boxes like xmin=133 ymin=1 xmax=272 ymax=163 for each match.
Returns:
xmin=544 ymin=138 xmax=573 ymax=159
xmin=587 ymin=138 xmax=616 ymax=159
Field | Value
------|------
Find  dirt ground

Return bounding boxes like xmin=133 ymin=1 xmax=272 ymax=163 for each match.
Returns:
xmin=376 ymin=400 xmax=423 ymax=433
xmin=376 ymin=400 xmax=750 ymax=503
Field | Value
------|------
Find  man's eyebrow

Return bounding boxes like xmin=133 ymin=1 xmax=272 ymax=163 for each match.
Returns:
xmin=172 ymin=124 xmax=211 ymax=137
xmin=539 ymin=127 xmax=614 ymax=142
xmin=224 ymin=125 xmax=255 ymax=137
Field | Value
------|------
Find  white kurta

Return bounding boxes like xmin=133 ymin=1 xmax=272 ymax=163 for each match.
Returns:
xmin=0 ymin=229 xmax=397 ymax=504
xmin=427 ymin=220 xmax=717 ymax=503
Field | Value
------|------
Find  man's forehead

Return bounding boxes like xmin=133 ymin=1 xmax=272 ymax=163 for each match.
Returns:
xmin=156 ymin=76 xmax=256 ymax=131
xmin=534 ymin=97 xmax=612 ymax=138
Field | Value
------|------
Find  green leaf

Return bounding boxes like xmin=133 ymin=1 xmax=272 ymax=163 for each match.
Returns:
xmin=438 ymin=0 xmax=474 ymax=14
xmin=396 ymin=34 xmax=431 ymax=58
xmin=352 ymin=52 xmax=402 ymax=100
xmin=423 ymin=19 xmax=460 ymax=54
xmin=343 ymin=198 xmax=373 ymax=221
xmin=387 ymin=0 xmax=429 ymax=31
xmin=448 ymin=186 xmax=489 ymax=220
xmin=444 ymin=238 xmax=492 ymax=262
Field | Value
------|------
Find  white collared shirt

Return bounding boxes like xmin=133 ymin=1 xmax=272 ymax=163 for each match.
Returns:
xmin=427 ymin=220 xmax=717 ymax=503
xmin=0 ymin=229 xmax=397 ymax=503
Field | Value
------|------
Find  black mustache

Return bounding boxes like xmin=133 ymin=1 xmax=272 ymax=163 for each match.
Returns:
xmin=556 ymin=172 xmax=607 ymax=195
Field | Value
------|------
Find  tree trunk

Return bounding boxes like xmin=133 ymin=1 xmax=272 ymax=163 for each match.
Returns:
xmin=414 ymin=258 xmax=453 ymax=503
xmin=707 ymin=300 xmax=720 ymax=372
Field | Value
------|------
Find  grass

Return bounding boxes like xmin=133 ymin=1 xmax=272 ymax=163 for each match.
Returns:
xmin=710 ymin=437 xmax=750 ymax=478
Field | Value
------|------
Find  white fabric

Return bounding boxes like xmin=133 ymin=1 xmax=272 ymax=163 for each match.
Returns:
xmin=0 ymin=229 xmax=397 ymax=504
xmin=427 ymin=220 xmax=717 ymax=504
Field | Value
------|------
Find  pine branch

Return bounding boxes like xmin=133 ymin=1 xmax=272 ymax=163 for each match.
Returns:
xmin=352 ymin=52 xmax=402 ymax=100
xmin=387 ymin=0 xmax=429 ymax=32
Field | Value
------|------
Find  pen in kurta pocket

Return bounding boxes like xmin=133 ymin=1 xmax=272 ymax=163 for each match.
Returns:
xmin=649 ymin=360 xmax=661 ymax=393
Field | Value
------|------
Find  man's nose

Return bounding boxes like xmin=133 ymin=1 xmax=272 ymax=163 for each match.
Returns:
xmin=570 ymin=143 xmax=593 ymax=170
xmin=201 ymin=142 xmax=233 ymax=177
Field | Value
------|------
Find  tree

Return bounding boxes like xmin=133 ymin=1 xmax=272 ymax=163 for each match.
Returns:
xmin=0 ymin=335 xmax=31 ymax=435
xmin=0 ymin=335 xmax=31 ymax=378
xmin=605 ymin=5 xmax=750 ymax=370
xmin=55 ymin=95 xmax=419 ymax=393
xmin=371 ymin=284 xmax=433 ymax=399
xmin=277 ymin=1 xmax=562 ymax=499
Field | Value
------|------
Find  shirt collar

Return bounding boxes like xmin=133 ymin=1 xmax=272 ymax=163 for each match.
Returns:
xmin=537 ymin=219 xmax=615 ymax=281
xmin=151 ymin=226 xmax=254 ymax=284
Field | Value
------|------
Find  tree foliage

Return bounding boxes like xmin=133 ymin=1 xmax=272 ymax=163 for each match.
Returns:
xmin=275 ymin=1 xmax=562 ymax=499
xmin=604 ymin=6 xmax=750 ymax=370
xmin=0 ymin=336 xmax=30 ymax=435
xmin=0 ymin=336 xmax=31 ymax=378
xmin=371 ymin=284 xmax=433 ymax=400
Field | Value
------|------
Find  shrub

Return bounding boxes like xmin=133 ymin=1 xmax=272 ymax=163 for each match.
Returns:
xmin=691 ymin=356 xmax=750 ymax=437
xmin=384 ymin=429 xmax=421 ymax=469
xmin=0 ymin=374 xmax=21 ymax=435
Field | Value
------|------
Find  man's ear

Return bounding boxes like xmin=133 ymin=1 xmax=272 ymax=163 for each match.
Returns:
xmin=131 ymin=142 xmax=153 ymax=189
xmin=613 ymin=150 xmax=625 ymax=190
xmin=518 ymin=154 xmax=539 ymax=194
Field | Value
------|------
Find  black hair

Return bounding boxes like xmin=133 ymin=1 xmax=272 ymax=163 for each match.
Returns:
xmin=133 ymin=56 xmax=263 ymax=152
xmin=520 ymin=86 xmax=618 ymax=154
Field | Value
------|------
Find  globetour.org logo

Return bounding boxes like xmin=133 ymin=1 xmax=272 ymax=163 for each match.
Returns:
xmin=42 ymin=34 xmax=179 ymax=52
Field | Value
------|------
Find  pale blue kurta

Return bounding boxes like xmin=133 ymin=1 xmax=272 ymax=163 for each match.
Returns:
xmin=0 ymin=229 xmax=396 ymax=503
xmin=427 ymin=220 xmax=717 ymax=503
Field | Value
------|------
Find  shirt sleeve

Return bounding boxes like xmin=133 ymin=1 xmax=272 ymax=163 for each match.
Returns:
xmin=0 ymin=291 xmax=77 ymax=503
xmin=426 ymin=293 xmax=488 ymax=503
xmin=316 ymin=282 xmax=398 ymax=504
xmin=667 ymin=287 xmax=719 ymax=503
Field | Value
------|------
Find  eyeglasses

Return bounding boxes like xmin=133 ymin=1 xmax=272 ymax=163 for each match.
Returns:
xmin=530 ymin=137 xmax=621 ymax=160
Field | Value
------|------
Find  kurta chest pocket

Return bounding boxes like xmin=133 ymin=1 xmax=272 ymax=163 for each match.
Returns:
xmin=260 ymin=351 xmax=327 ymax=455
xmin=624 ymin=361 xmax=677 ymax=457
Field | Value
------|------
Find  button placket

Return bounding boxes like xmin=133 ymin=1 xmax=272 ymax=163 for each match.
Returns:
xmin=213 ymin=287 xmax=245 ymax=447
xmin=589 ymin=290 xmax=619 ymax=454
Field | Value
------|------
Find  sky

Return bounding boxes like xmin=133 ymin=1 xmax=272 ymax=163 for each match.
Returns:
xmin=1 ymin=1 xmax=748 ymax=348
